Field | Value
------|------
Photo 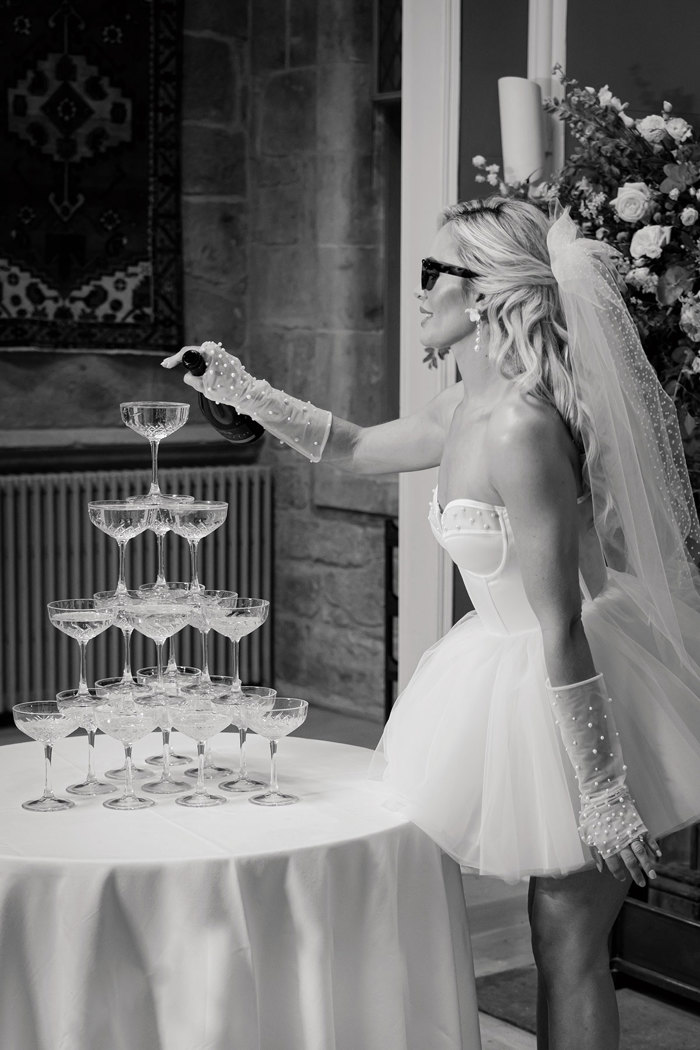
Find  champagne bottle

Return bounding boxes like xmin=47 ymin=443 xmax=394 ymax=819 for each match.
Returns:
xmin=181 ymin=349 xmax=264 ymax=445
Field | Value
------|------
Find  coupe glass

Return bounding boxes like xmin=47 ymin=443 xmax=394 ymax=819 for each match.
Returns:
xmin=160 ymin=500 xmax=228 ymax=592
xmin=124 ymin=591 xmax=195 ymax=794
xmin=93 ymin=589 xmax=136 ymax=687
xmin=183 ymin=673 xmax=237 ymax=780
xmin=56 ymin=687 xmax=116 ymax=797
xmin=88 ymin=500 xmax=155 ymax=594
xmin=187 ymin=589 xmax=238 ymax=694
xmin=94 ymin=676 xmax=152 ymax=780
xmin=136 ymin=663 xmax=200 ymax=766
xmin=137 ymin=493 xmax=195 ymax=589
xmin=95 ymin=699 xmax=162 ymax=810
xmin=171 ymin=700 xmax=236 ymax=807
xmin=248 ymin=698 xmax=309 ymax=806
xmin=47 ymin=598 xmax=116 ymax=698
xmin=12 ymin=701 xmax=82 ymax=811
xmin=120 ymin=401 xmax=190 ymax=502
xmin=217 ymin=685 xmax=276 ymax=793
xmin=138 ymin=581 xmax=196 ymax=683
xmin=208 ymin=597 xmax=269 ymax=695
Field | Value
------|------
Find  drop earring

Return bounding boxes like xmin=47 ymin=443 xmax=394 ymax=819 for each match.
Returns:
xmin=466 ymin=308 xmax=481 ymax=353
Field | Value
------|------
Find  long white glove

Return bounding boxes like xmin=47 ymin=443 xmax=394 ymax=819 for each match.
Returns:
xmin=546 ymin=672 xmax=648 ymax=859
xmin=181 ymin=341 xmax=332 ymax=463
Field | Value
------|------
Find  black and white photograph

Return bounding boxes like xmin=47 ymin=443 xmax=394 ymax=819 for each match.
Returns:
xmin=1 ymin=1 xmax=699 ymax=1048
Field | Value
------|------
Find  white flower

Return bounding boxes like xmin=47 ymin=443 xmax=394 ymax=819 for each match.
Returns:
xmin=663 ymin=100 xmax=673 ymax=113
xmin=610 ymin=182 xmax=653 ymax=223
xmin=472 ymin=155 xmax=486 ymax=168
xmin=666 ymin=117 xmax=692 ymax=143
xmin=485 ymin=164 xmax=500 ymax=174
xmin=625 ymin=266 xmax=658 ymax=294
xmin=620 ymin=112 xmax=636 ymax=128
xmin=636 ymin=114 xmax=667 ymax=144
xmin=680 ymin=296 xmax=700 ymax=343
xmin=681 ymin=207 xmax=699 ymax=226
xmin=691 ymin=354 xmax=700 ymax=373
xmin=669 ymin=188 xmax=680 ymax=201
xmin=629 ymin=225 xmax=672 ymax=260
xmin=486 ymin=172 xmax=500 ymax=186
xmin=598 ymin=85 xmax=625 ymax=112
xmin=474 ymin=174 xmax=486 ymax=183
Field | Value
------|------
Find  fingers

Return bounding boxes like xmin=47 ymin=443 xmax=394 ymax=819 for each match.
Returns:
xmin=183 ymin=372 xmax=205 ymax=394
xmin=161 ymin=344 xmax=211 ymax=369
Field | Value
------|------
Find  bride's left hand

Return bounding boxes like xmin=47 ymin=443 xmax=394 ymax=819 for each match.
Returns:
xmin=592 ymin=833 xmax=662 ymax=886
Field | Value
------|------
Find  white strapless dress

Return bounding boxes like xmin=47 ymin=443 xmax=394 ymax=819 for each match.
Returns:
xmin=369 ymin=488 xmax=700 ymax=884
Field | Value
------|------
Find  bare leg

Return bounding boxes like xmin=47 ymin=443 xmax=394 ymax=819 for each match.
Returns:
xmin=529 ymin=865 xmax=631 ymax=1050
xmin=528 ymin=877 xmax=549 ymax=1050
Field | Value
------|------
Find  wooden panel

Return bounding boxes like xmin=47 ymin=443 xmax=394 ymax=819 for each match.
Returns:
xmin=611 ymin=899 xmax=700 ymax=1004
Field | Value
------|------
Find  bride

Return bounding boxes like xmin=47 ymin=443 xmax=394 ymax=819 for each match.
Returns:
xmin=164 ymin=197 xmax=700 ymax=1050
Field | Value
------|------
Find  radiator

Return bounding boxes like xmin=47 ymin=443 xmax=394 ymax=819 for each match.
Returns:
xmin=0 ymin=465 xmax=273 ymax=711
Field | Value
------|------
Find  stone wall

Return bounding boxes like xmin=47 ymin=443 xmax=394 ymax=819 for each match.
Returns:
xmin=0 ymin=0 xmax=396 ymax=723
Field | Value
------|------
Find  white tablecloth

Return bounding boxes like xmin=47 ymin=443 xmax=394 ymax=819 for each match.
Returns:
xmin=0 ymin=731 xmax=482 ymax=1050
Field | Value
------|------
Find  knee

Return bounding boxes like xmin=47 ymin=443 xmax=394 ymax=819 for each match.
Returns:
xmin=531 ymin=914 xmax=609 ymax=986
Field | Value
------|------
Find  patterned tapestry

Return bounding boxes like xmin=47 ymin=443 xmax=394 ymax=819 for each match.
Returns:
xmin=0 ymin=0 xmax=181 ymax=352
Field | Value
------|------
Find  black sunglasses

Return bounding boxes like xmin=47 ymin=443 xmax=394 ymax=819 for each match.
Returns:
xmin=421 ymin=257 xmax=477 ymax=291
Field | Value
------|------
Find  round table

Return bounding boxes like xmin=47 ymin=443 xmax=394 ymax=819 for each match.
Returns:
xmin=0 ymin=731 xmax=482 ymax=1050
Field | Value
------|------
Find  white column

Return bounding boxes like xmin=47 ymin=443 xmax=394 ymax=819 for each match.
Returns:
xmin=398 ymin=0 xmax=460 ymax=690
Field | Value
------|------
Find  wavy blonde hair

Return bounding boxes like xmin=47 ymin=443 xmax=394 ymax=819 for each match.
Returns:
xmin=441 ymin=197 xmax=594 ymax=459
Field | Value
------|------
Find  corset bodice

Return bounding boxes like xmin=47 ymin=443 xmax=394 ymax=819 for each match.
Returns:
xmin=429 ymin=487 xmax=605 ymax=636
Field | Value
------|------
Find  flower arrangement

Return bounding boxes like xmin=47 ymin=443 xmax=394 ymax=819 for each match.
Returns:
xmin=471 ymin=66 xmax=700 ymax=500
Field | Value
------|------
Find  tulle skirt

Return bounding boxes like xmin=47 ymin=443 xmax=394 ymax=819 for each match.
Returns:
xmin=368 ymin=570 xmax=700 ymax=884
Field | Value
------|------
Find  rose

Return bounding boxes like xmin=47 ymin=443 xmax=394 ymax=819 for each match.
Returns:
xmin=680 ymin=207 xmax=698 ymax=226
xmin=636 ymin=114 xmax=668 ymax=144
xmin=666 ymin=117 xmax=692 ymax=144
xmin=629 ymin=225 xmax=672 ymax=260
xmin=610 ymin=182 xmax=653 ymax=223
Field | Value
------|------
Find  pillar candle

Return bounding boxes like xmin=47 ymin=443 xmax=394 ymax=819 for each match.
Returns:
xmin=498 ymin=77 xmax=545 ymax=184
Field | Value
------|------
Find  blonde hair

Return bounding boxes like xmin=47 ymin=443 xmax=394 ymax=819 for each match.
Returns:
xmin=441 ymin=197 xmax=594 ymax=459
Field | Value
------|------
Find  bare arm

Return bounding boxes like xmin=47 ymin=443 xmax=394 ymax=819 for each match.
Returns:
xmin=487 ymin=401 xmax=596 ymax=686
xmin=324 ymin=381 xmax=463 ymax=475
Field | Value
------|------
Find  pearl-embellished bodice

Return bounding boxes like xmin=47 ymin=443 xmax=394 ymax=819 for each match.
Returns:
xmin=429 ymin=487 xmax=605 ymax=636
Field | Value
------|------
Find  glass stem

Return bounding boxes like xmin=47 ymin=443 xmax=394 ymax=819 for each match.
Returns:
xmin=77 ymin=641 xmax=89 ymax=695
xmin=189 ymin=540 xmax=200 ymax=591
xmin=231 ymin=639 xmax=241 ymax=690
xmin=124 ymin=744 xmax=135 ymax=799
xmin=156 ymin=533 xmax=167 ymax=587
xmin=269 ymin=739 xmax=279 ymax=794
xmin=196 ymin=741 xmax=206 ymax=795
xmin=86 ymin=728 xmax=97 ymax=782
xmin=121 ymin=626 xmax=133 ymax=681
xmin=239 ymin=725 xmax=248 ymax=777
xmin=43 ymin=743 xmax=55 ymax=799
xmin=200 ymin=630 xmax=210 ymax=682
xmin=162 ymin=728 xmax=172 ymax=780
xmin=167 ymin=637 xmax=177 ymax=673
xmin=149 ymin=439 xmax=161 ymax=496
xmin=156 ymin=642 xmax=165 ymax=691
xmin=116 ymin=539 xmax=128 ymax=595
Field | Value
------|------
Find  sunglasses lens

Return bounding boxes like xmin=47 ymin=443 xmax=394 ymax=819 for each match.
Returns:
xmin=422 ymin=267 xmax=438 ymax=291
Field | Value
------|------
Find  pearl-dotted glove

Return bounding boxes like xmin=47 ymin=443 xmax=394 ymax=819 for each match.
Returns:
xmin=546 ymin=672 xmax=648 ymax=859
xmin=180 ymin=341 xmax=332 ymax=463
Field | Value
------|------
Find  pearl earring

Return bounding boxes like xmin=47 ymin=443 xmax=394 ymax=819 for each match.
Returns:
xmin=465 ymin=308 xmax=481 ymax=353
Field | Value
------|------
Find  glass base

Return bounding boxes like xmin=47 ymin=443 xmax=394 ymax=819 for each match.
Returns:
xmin=105 ymin=764 xmax=148 ymax=781
xmin=218 ymin=774 xmax=266 ymax=793
xmin=66 ymin=779 xmax=117 ymax=796
xmin=249 ymin=791 xmax=299 ymax=807
xmin=104 ymin=794 xmax=155 ymax=810
xmin=141 ymin=776 xmax=190 ymax=794
xmin=176 ymin=791 xmax=227 ymax=808
xmin=22 ymin=795 xmax=75 ymax=812
xmin=145 ymin=751 xmax=190 ymax=766
xmin=184 ymin=762 xmax=234 ymax=780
